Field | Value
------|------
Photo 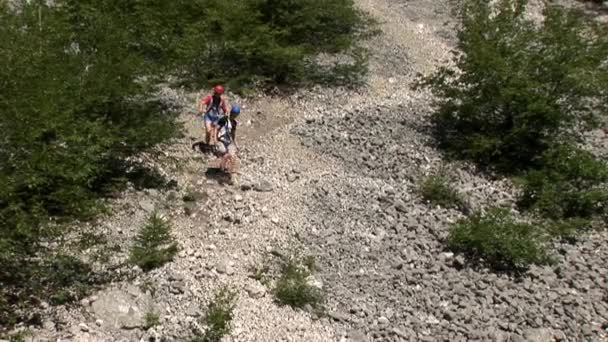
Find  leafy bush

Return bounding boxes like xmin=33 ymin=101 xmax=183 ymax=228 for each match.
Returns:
xmin=518 ymin=144 xmax=608 ymax=220
xmin=172 ymin=0 xmax=375 ymax=90
xmin=417 ymin=173 xmax=466 ymax=209
xmin=144 ymin=310 xmax=160 ymax=330
xmin=192 ymin=287 xmax=237 ymax=342
xmin=0 ymin=0 xmax=179 ymax=294
xmin=274 ymin=258 xmax=324 ymax=310
xmin=447 ymin=207 xmax=552 ymax=270
xmin=129 ymin=213 xmax=179 ymax=271
xmin=416 ymin=0 xmax=608 ymax=172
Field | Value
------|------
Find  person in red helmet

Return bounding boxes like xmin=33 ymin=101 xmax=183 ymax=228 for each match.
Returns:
xmin=197 ymin=85 xmax=228 ymax=147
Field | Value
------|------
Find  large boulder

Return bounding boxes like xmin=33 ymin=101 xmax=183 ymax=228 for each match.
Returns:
xmin=91 ymin=285 xmax=154 ymax=330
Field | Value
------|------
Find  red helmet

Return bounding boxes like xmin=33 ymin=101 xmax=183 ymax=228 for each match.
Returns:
xmin=213 ymin=85 xmax=225 ymax=94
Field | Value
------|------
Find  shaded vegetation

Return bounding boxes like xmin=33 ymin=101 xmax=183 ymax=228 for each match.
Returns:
xmin=418 ymin=0 xmax=608 ymax=272
xmin=416 ymin=0 xmax=608 ymax=172
xmin=518 ymin=145 xmax=608 ymax=221
xmin=447 ymin=208 xmax=552 ymax=271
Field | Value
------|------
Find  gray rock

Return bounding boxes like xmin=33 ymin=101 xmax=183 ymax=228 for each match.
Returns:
xmin=169 ymin=281 xmax=185 ymax=294
xmin=43 ymin=320 xmax=56 ymax=331
xmin=394 ymin=199 xmax=408 ymax=213
xmin=348 ymin=329 xmax=368 ymax=342
xmin=443 ymin=311 xmax=456 ymax=321
xmin=509 ymin=334 xmax=526 ymax=342
xmin=245 ymin=283 xmax=266 ymax=299
xmin=254 ymin=180 xmax=273 ymax=192
xmin=391 ymin=328 xmax=408 ymax=338
xmin=185 ymin=304 xmax=200 ymax=317
xmin=139 ymin=199 xmax=155 ymax=213
xmin=91 ymin=287 xmax=152 ymax=330
xmin=523 ymin=328 xmax=554 ymax=342
xmin=216 ymin=260 xmax=235 ymax=275
xmin=377 ymin=316 xmax=390 ymax=325
xmin=488 ymin=330 xmax=510 ymax=342
xmin=440 ymin=252 xmax=454 ymax=262
xmin=453 ymin=254 xmax=466 ymax=268
xmin=327 ymin=311 xmax=350 ymax=322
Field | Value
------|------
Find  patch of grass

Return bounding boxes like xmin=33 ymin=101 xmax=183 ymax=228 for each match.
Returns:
xmin=418 ymin=173 xmax=466 ymax=210
xmin=250 ymin=263 xmax=271 ymax=287
xmin=192 ymin=287 xmax=237 ymax=342
xmin=144 ymin=310 xmax=160 ymax=330
xmin=129 ymin=212 xmax=179 ymax=271
xmin=273 ymin=258 xmax=324 ymax=310
xmin=447 ymin=207 xmax=552 ymax=271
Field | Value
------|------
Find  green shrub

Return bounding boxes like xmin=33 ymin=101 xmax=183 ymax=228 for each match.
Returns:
xmin=172 ymin=0 xmax=375 ymax=90
xmin=192 ymin=287 xmax=237 ymax=342
xmin=273 ymin=258 xmax=324 ymax=310
xmin=518 ymin=145 xmax=608 ymax=220
xmin=144 ymin=310 xmax=160 ymax=330
xmin=447 ymin=207 xmax=552 ymax=270
xmin=416 ymin=0 xmax=608 ymax=172
xmin=129 ymin=213 xmax=179 ymax=271
xmin=0 ymin=0 xmax=179 ymax=308
xmin=417 ymin=173 xmax=466 ymax=209
xmin=544 ymin=218 xmax=592 ymax=243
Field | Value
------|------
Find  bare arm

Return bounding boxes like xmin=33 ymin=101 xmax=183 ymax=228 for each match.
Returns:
xmin=198 ymin=95 xmax=210 ymax=114
xmin=232 ymin=124 xmax=238 ymax=148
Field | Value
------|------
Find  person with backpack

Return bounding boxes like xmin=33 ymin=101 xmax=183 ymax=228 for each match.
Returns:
xmin=197 ymin=85 xmax=228 ymax=146
xmin=214 ymin=104 xmax=241 ymax=173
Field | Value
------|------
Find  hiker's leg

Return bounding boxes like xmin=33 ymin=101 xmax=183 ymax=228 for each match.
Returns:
xmin=204 ymin=120 xmax=213 ymax=145
xmin=212 ymin=124 xmax=220 ymax=145
xmin=227 ymin=144 xmax=238 ymax=174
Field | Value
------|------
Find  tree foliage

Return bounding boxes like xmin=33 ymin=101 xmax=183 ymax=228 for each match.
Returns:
xmin=417 ymin=0 xmax=608 ymax=172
